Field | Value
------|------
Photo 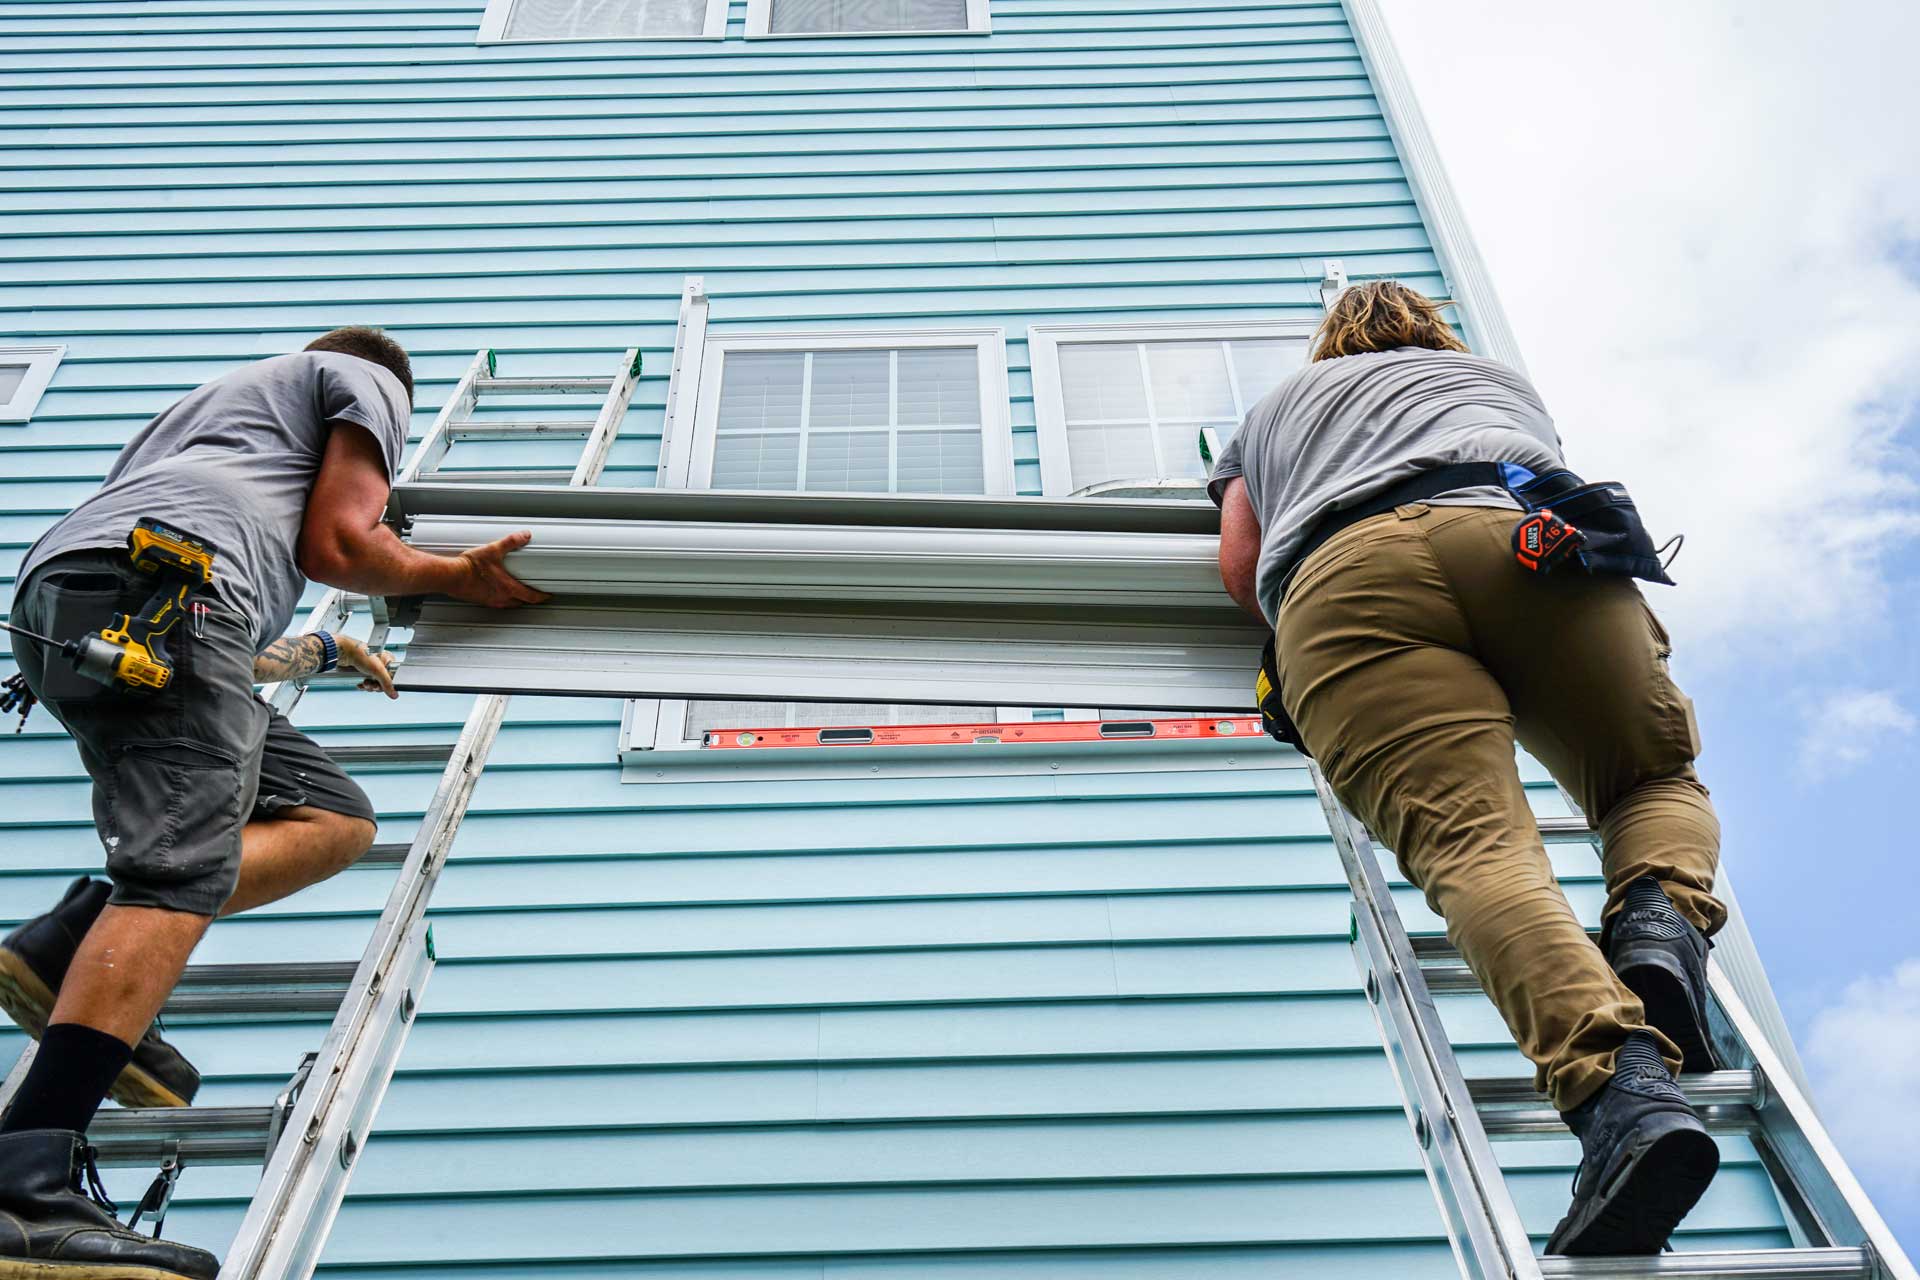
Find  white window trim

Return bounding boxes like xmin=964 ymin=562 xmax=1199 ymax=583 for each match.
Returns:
xmin=1027 ymin=319 xmax=1318 ymax=497
xmin=623 ymin=699 xmax=1048 ymax=756
xmin=0 ymin=345 xmax=65 ymax=424
xmin=673 ymin=326 xmax=1015 ymax=497
xmin=478 ymin=0 xmax=728 ymax=43
xmin=745 ymin=0 xmax=989 ymax=38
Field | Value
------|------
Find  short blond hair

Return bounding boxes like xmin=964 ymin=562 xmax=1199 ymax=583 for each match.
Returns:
xmin=1311 ymin=280 xmax=1468 ymax=362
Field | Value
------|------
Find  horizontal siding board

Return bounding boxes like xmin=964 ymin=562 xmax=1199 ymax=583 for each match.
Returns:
xmin=0 ymin=78 xmax=1379 ymax=128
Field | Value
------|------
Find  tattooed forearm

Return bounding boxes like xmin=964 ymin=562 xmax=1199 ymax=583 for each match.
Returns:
xmin=252 ymin=634 xmax=330 ymax=684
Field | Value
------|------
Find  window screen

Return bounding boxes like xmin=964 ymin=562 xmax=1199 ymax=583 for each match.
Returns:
xmin=711 ymin=347 xmax=986 ymax=494
xmin=0 ymin=365 xmax=26 ymax=403
xmin=1055 ymin=338 xmax=1300 ymax=492
xmin=503 ymin=0 xmax=708 ymax=39
xmin=770 ymin=0 xmax=968 ymax=33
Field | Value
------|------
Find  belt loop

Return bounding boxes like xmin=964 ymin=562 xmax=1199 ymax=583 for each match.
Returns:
xmin=1394 ymin=502 xmax=1431 ymax=520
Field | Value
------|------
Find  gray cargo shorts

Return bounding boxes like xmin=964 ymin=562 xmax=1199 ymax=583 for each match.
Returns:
xmin=9 ymin=549 xmax=377 ymax=916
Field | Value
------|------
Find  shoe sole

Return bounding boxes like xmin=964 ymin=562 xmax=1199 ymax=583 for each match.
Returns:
xmin=1615 ymin=948 xmax=1718 ymax=1075
xmin=1546 ymin=1119 xmax=1721 ymax=1255
xmin=0 ymin=1260 xmax=214 ymax=1280
xmin=0 ymin=949 xmax=193 ymax=1111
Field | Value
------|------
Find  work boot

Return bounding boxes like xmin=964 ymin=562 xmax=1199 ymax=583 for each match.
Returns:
xmin=0 ymin=878 xmax=202 ymax=1108
xmin=1605 ymin=876 xmax=1717 ymax=1074
xmin=0 ymin=1129 xmax=219 ymax=1279
xmin=1546 ymin=1032 xmax=1721 ymax=1256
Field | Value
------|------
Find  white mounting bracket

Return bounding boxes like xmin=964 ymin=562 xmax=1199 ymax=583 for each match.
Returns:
xmin=1319 ymin=259 xmax=1349 ymax=311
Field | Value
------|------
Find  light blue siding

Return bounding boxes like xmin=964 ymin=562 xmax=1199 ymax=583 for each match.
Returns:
xmin=0 ymin=0 xmax=1798 ymax=1273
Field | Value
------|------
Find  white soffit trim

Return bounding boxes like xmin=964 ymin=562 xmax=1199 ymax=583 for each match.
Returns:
xmin=1341 ymin=0 xmax=1527 ymax=373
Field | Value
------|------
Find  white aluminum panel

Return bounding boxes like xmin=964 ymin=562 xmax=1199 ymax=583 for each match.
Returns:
xmin=394 ymin=597 xmax=1265 ymax=710
xmin=403 ymin=514 xmax=1225 ymax=607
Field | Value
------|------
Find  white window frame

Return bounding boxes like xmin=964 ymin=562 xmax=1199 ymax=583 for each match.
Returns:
xmin=746 ymin=0 xmax=989 ymax=38
xmin=673 ymin=327 xmax=1015 ymax=496
xmin=0 ymin=345 xmax=65 ymax=424
xmin=1027 ymin=320 xmax=1318 ymax=497
xmin=623 ymin=698 xmax=1049 ymax=756
xmin=478 ymin=0 xmax=728 ymax=44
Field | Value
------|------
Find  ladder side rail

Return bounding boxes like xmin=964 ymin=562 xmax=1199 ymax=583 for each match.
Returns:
xmin=1706 ymin=961 xmax=1917 ymax=1280
xmin=1308 ymin=760 xmax=1541 ymax=1280
xmin=1546 ymin=785 xmax=1912 ymax=1278
xmin=567 ymin=347 xmax=643 ymax=488
xmin=217 ymin=693 xmax=505 ymax=1280
xmin=0 ymin=1041 xmax=36 ymax=1114
xmin=263 ymin=350 xmax=494 ymax=716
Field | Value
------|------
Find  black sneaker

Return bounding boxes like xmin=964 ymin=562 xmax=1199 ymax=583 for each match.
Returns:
xmin=1605 ymin=875 xmax=1717 ymax=1074
xmin=1546 ymin=1032 xmax=1721 ymax=1256
xmin=0 ymin=877 xmax=202 ymax=1109
xmin=0 ymin=1128 xmax=219 ymax=1279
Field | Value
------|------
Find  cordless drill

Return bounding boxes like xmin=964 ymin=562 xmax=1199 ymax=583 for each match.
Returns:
xmin=1 ymin=519 xmax=217 ymax=723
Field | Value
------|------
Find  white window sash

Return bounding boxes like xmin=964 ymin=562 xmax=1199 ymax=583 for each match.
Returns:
xmin=745 ymin=0 xmax=988 ymax=38
xmin=1028 ymin=320 xmax=1318 ymax=497
xmin=677 ymin=327 xmax=1014 ymax=496
xmin=478 ymin=0 xmax=728 ymax=43
xmin=0 ymin=345 xmax=65 ymax=425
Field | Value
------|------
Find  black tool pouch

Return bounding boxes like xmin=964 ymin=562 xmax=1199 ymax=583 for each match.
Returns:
xmin=1507 ymin=468 xmax=1678 ymax=586
xmin=1256 ymin=636 xmax=1310 ymax=755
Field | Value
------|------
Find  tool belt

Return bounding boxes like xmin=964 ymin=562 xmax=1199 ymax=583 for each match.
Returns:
xmin=1256 ymin=462 xmax=1680 ymax=751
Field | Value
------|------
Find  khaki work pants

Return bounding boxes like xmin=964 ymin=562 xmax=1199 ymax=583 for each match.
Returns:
xmin=1278 ymin=503 xmax=1725 ymax=1111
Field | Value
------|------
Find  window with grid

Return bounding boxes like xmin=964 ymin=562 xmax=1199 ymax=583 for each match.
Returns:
xmin=748 ymin=0 xmax=986 ymax=36
xmin=1052 ymin=338 xmax=1301 ymax=493
xmin=479 ymin=0 xmax=725 ymax=42
xmin=647 ymin=330 xmax=1013 ymax=750
xmin=705 ymin=343 xmax=998 ymax=495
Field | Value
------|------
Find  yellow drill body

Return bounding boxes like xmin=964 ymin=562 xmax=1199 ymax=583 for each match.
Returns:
xmin=83 ymin=519 xmax=219 ymax=694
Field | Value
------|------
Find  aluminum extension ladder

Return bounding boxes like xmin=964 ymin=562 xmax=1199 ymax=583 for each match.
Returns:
xmin=1 ymin=345 xmax=642 ymax=1279
xmin=1308 ymin=761 xmax=1918 ymax=1280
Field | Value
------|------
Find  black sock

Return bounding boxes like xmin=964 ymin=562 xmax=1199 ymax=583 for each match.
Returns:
xmin=1 ymin=1023 xmax=133 ymax=1135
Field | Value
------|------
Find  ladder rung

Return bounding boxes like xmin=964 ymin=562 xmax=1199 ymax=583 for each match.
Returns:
xmin=358 ymin=841 xmax=410 ymax=869
xmin=323 ymin=743 xmax=457 ymax=767
xmin=90 ymin=1106 xmax=272 ymax=1166
xmin=1471 ymin=1070 xmax=1761 ymax=1137
xmin=1539 ymin=814 xmax=1597 ymax=837
xmin=1537 ymin=1247 xmax=1876 ymax=1278
xmin=473 ymin=375 xmax=613 ymax=395
xmin=165 ymin=962 xmax=356 ymax=1017
xmin=1411 ymin=931 xmax=1600 ymax=993
xmin=447 ymin=420 xmax=597 ymax=443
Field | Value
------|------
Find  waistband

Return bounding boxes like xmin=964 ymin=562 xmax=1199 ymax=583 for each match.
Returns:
xmin=1276 ymin=462 xmax=1504 ymax=601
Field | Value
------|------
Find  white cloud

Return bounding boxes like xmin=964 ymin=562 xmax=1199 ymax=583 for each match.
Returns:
xmin=1797 ymin=688 xmax=1916 ymax=779
xmin=1805 ymin=959 xmax=1920 ymax=1220
xmin=1378 ymin=1 xmax=1920 ymax=659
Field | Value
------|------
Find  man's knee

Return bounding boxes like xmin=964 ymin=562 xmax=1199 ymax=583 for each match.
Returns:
xmin=321 ymin=810 xmax=379 ymax=867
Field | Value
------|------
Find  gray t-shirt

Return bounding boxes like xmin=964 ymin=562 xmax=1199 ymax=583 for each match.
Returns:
xmin=21 ymin=351 xmax=409 ymax=652
xmin=1208 ymin=347 xmax=1563 ymax=623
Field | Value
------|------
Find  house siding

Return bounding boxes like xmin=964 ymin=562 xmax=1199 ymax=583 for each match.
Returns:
xmin=0 ymin=0 xmax=1798 ymax=1271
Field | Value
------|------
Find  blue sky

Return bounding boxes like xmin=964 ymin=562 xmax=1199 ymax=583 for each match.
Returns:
xmin=1381 ymin=0 xmax=1920 ymax=1251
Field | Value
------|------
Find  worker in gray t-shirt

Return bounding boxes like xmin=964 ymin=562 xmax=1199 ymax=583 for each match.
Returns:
xmin=0 ymin=328 xmax=547 ymax=1280
xmin=1211 ymin=282 xmax=1725 ymax=1259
